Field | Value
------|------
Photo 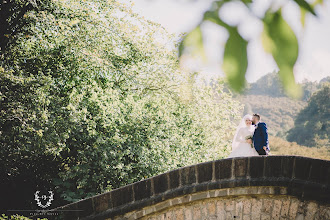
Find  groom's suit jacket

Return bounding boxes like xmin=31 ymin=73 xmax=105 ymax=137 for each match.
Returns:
xmin=253 ymin=122 xmax=269 ymax=151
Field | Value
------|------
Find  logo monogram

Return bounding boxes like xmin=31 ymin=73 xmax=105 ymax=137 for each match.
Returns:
xmin=34 ymin=191 xmax=54 ymax=209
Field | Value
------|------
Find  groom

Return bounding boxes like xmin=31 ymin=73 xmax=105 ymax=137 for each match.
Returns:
xmin=250 ymin=113 xmax=269 ymax=155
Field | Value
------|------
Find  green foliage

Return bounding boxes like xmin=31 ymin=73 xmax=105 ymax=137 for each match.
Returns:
xmin=178 ymin=0 xmax=321 ymax=97
xmin=0 ymin=0 xmax=241 ymax=210
xmin=0 ymin=214 xmax=46 ymax=220
xmin=222 ymin=26 xmax=248 ymax=93
xmin=262 ymin=9 xmax=301 ymax=97
xmin=287 ymin=84 xmax=330 ymax=147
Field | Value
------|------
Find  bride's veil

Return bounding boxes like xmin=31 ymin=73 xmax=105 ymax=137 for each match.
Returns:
xmin=231 ymin=114 xmax=253 ymax=151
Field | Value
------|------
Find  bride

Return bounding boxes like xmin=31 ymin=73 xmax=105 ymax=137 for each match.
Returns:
xmin=228 ymin=114 xmax=259 ymax=158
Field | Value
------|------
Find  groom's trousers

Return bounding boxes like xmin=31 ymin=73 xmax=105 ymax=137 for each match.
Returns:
xmin=257 ymin=149 xmax=268 ymax=155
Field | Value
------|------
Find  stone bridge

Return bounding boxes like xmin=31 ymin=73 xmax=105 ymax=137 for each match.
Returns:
xmin=51 ymin=156 xmax=329 ymax=219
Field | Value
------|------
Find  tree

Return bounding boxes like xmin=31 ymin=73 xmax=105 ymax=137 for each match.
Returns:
xmin=179 ymin=0 xmax=322 ymax=97
xmin=0 ymin=0 xmax=241 ymax=213
xmin=287 ymin=84 xmax=330 ymax=147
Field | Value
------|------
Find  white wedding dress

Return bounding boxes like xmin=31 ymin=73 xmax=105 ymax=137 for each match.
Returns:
xmin=228 ymin=126 xmax=259 ymax=158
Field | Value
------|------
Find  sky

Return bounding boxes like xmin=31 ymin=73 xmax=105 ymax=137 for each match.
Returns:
xmin=131 ymin=0 xmax=330 ymax=83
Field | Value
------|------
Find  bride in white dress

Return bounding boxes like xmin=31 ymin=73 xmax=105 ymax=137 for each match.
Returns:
xmin=228 ymin=114 xmax=259 ymax=158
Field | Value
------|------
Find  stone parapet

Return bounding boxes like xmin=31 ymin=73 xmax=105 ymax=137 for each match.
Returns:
xmin=48 ymin=156 xmax=330 ymax=219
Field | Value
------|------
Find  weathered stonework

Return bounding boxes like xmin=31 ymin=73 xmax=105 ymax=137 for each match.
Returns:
xmin=45 ymin=156 xmax=330 ymax=220
xmin=137 ymin=196 xmax=329 ymax=220
xmin=115 ymin=187 xmax=330 ymax=220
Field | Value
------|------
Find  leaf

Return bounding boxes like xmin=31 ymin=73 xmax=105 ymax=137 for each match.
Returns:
xmin=262 ymin=10 xmax=302 ymax=98
xmin=204 ymin=9 xmax=247 ymax=92
xmin=222 ymin=27 xmax=248 ymax=93
xmin=300 ymin=8 xmax=307 ymax=27
xmin=293 ymin=0 xmax=317 ymax=16
xmin=178 ymin=26 xmax=205 ymax=60
xmin=203 ymin=9 xmax=228 ymax=28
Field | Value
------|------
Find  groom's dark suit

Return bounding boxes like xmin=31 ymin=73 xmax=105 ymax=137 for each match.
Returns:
xmin=253 ymin=122 xmax=269 ymax=155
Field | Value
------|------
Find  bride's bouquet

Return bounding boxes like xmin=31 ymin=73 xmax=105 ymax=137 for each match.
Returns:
xmin=245 ymin=135 xmax=254 ymax=148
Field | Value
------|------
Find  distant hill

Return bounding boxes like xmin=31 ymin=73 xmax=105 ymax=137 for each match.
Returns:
xmin=211 ymin=72 xmax=329 ymax=141
xmin=287 ymin=84 xmax=330 ymax=147
xmin=269 ymin=136 xmax=330 ymax=160
xmin=246 ymin=71 xmax=329 ymax=101
xmin=239 ymin=95 xmax=306 ymax=137
xmin=229 ymin=72 xmax=328 ymax=138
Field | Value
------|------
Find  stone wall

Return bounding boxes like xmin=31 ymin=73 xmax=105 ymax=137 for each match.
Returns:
xmin=48 ymin=156 xmax=330 ymax=220
xmin=117 ymin=186 xmax=330 ymax=219
xmin=139 ymin=194 xmax=329 ymax=220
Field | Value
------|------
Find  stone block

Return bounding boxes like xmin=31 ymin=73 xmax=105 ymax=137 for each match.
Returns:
xmin=214 ymin=188 xmax=228 ymax=197
xmin=144 ymin=206 xmax=155 ymax=216
xmin=201 ymin=201 xmax=208 ymax=217
xmin=208 ymin=201 xmax=216 ymax=215
xmin=220 ymin=180 xmax=237 ymax=189
xmin=193 ymin=205 xmax=201 ymax=220
xmin=225 ymin=200 xmax=235 ymax=211
xmin=77 ymin=197 xmax=94 ymax=218
xmin=191 ymin=192 xmax=208 ymax=202
xmin=154 ymin=201 xmax=171 ymax=212
xmin=294 ymin=157 xmax=312 ymax=180
xmin=61 ymin=203 xmax=79 ymax=220
xmin=133 ymin=179 xmax=152 ymax=201
xmin=164 ymin=210 xmax=173 ymax=220
xmin=249 ymin=157 xmax=265 ymax=178
xmin=184 ymin=207 xmax=192 ymax=219
xmin=110 ymin=185 xmax=133 ymax=208
xmin=180 ymin=166 xmax=196 ymax=186
xmin=234 ymin=179 xmax=250 ymax=187
xmin=93 ymin=192 xmax=110 ymax=213
xmin=251 ymin=198 xmax=262 ymax=219
xmin=288 ymin=199 xmax=299 ymax=219
xmin=216 ymin=200 xmax=226 ymax=219
xmin=264 ymin=156 xmax=282 ymax=178
xmin=171 ymin=197 xmax=182 ymax=206
xmin=242 ymin=199 xmax=251 ymax=215
xmin=305 ymin=201 xmax=318 ymax=219
xmin=197 ymin=161 xmax=213 ymax=183
xmin=271 ymin=199 xmax=282 ymax=220
xmin=168 ymin=169 xmax=180 ymax=189
xmin=229 ymin=187 xmax=248 ymax=196
xmin=214 ymin=158 xmax=233 ymax=180
xmin=194 ymin=182 xmax=208 ymax=192
xmin=153 ymin=174 xmax=168 ymax=195
xmin=235 ymin=200 xmax=243 ymax=217
xmin=280 ymin=199 xmax=290 ymax=217
xmin=309 ymin=159 xmax=330 ymax=184
xmin=174 ymin=208 xmax=184 ymax=220
xmin=234 ymin=158 xmax=248 ymax=178
xmin=261 ymin=215 xmax=271 ymax=220
xmin=242 ymin=215 xmax=251 ymax=220
xmin=281 ymin=156 xmax=295 ymax=178
xmin=262 ymin=198 xmax=273 ymax=214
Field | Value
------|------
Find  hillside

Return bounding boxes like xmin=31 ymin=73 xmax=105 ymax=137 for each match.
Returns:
xmin=239 ymin=95 xmax=306 ymax=137
xmin=287 ymin=84 xmax=330 ymax=147
xmin=236 ymin=72 xmax=329 ymax=138
xmin=269 ymin=136 xmax=330 ymax=160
